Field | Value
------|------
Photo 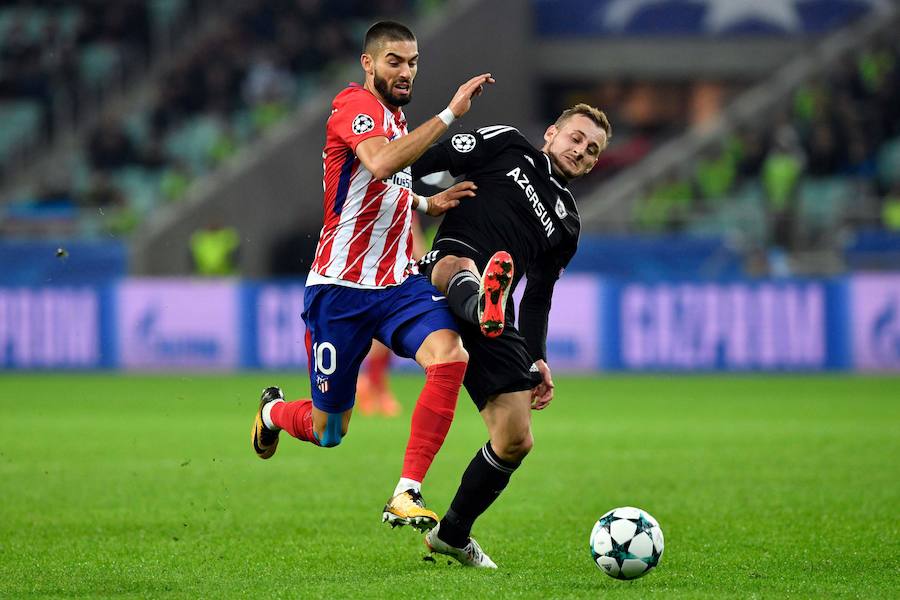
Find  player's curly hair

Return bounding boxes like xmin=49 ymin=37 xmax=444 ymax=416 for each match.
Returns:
xmin=556 ymin=103 xmax=612 ymax=147
xmin=364 ymin=21 xmax=416 ymax=54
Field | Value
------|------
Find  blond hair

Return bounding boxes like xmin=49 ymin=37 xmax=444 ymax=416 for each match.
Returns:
xmin=555 ymin=103 xmax=612 ymax=147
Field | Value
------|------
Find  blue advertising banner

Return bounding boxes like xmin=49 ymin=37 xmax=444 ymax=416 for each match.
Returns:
xmin=0 ymin=275 xmax=894 ymax=372
xmin=850 ymin=274 xmax=900 ymax=371
xmin=0 ymin=286 xmax=115 ymax=369
xmin=242 ymin=282 xmax=309 ymax=370
xmin=513 ymin=274 xmax=603 ymax=371
xmin=605 ymin=280 xmax=848 ymax=371
xmin=116 ymin=279 xmax=240 ymax=370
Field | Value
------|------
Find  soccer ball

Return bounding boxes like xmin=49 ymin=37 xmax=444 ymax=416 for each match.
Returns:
xmin=590 ymin=506 xmax=664 ymax=580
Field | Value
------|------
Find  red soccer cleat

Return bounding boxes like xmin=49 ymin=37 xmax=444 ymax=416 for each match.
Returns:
xmin=478 ymin=251 xmax=514 ymax=338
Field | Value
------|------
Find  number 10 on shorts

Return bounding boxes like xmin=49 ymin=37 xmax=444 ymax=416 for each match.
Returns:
xmin=313 ymin=342 xmax=337 ymax=375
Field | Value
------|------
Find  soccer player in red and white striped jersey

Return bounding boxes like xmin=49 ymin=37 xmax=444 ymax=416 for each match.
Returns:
xmin=310 ymin=81 xmax=416 ymax=287
xmin=250 ymin=20 xmax=494 ymax=532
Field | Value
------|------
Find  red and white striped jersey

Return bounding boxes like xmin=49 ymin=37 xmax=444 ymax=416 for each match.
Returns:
xmin=308 ymin=84 xmax=416 ymax=289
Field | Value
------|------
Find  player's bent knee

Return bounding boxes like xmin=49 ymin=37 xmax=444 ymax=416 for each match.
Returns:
xmin=444 ymin=344 xmax=469 ymax=365
xmin=432 ymin=255 xmax=478 ymax=292
xmin=318 ymin=432 xmax=342 ymax=447
xmin=497 ymin=432 xmax=533 ymax=461
xmin=419 ymin=330 xmax=469 ymax=368
xmin=316 ymin=428 xmax=346 ymax=447
xmin=315 ymin=413 xmax=346 ymax=448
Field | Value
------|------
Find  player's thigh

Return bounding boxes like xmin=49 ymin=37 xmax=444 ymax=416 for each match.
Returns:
xmin=458 ymin=321 xmax=541 ymax=410
xmin=375 ymin=275 xmax=461 ymax=364
xmin=303 ymin=285 xmax=377 ymax=414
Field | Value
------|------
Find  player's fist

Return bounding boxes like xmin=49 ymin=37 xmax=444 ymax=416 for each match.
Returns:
xmin=425 ymin=181 xmax=477 ymax=216
xmin=448 ymin=73 xmax=495 ymax=118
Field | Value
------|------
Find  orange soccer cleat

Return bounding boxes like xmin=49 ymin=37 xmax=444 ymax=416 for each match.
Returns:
xmin=355 ymin=373 xmax=378 ymax=415
xmin=478 ymin=251 xmax=514 ymax=338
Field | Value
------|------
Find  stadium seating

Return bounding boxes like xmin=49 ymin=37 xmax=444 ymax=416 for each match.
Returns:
xmin=0 ymin=0 xmax=438 ymax=241
xmin=625 ymin=34 xmax=900 ymax=274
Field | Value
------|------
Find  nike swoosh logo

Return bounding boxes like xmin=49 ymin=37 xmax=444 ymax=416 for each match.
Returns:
xmin=431 ymin=295 xmax=445 ymax=301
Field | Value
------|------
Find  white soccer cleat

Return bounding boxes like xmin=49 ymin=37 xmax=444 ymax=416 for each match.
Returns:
xmin=424 ymin=523 xmax=498 ymax=569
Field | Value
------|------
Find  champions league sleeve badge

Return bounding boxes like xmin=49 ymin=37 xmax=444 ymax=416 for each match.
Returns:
xmin=352 ymin=113 xmax=376 ymax=135
xmin=451 ymin=133 xmax=477 ymax=153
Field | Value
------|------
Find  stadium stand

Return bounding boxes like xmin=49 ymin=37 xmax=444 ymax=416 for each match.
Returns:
xmin=1 ymin=0 xmax=436 ymax=240
xmin=2 ymin=0 xmax=896 ymax=281
xmin=573 ymin=5 xmax=899 ymax=277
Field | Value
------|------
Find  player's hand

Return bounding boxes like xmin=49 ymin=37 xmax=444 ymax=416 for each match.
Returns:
xmin=426 ymin=181 xmax=477 ymax=216
xmin=447 ymin=73 xmax=495 ymax=118
xmin=531 ymin=359 xmax=554 ymax=410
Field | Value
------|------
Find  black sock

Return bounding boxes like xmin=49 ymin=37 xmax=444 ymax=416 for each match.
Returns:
xmin=446 ymin=270 xmax=480 ymax=326
xmin=437 ymin=441 xmax=520 ymax=548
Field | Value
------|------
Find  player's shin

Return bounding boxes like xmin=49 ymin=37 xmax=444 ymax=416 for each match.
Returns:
xmin=401 ymin=361 xmax=466 ymax=482
xmin=437 ymin=441 xmax=521 ymax=548
xmin=269 ymin=399 xmax=321 ymax=445
xmin=445 ymin=270 xmax=481 ymax=325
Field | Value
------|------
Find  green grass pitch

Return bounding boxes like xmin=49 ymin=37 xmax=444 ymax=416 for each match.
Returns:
xmin=1 ymin=374 xmax=898 ymax=598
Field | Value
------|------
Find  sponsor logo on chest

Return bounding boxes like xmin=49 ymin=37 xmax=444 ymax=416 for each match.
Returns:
xmin=506 ymin=166 xmax=555 ymax=238
xmin=386 ymin=167 xmax=412 ymax=188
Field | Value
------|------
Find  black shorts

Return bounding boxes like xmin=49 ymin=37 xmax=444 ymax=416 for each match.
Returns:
xmin=419 ymin=246 xmax=541 ymax=410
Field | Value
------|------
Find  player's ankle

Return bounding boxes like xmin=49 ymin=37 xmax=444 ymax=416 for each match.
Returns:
xmin=438 ymin=510 xmax=470 ymax=548
xmin=393 ymin=477 xmax=421 ymax=498
xmin=261 ymin=399 xmax=284 ymax=430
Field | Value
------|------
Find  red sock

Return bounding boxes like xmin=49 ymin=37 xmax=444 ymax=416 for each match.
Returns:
xmin=270 ymin=399 xmax=320 ymax=445
xmin=368 ymin=351 xmax=391 ymax=392
xmin=402 ymin=361 xmax=466 ymax=482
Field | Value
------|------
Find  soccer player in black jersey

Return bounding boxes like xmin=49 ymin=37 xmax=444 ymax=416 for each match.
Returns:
xmin=411 ymin=104 xmax=611 ymax=567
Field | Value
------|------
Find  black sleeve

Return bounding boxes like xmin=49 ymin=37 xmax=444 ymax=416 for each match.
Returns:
xmin=518 ymin=244 xmax=576 ymax=361
xmin=412 ymin=125 xmax=520 ymax=180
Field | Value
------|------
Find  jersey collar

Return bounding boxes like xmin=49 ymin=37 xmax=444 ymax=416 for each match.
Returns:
xmin=541 ymin=152 xmax=570 ymax=189
xmin=350 ymin=82 xmax=406 ymax=124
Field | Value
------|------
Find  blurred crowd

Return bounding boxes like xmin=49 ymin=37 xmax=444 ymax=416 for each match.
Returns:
xmin=3 ymin=0 xmax=897 ymax=278
xmin=0 ymin=1 xmax=173 ymax=156
xmin=2 ymin=0 xmax=437 ymax=237
xmin=633 ymin=34 xmax=900 ymax=273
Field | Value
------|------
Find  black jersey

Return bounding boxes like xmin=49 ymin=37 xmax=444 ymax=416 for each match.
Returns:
xmin=412 ymin=125 xmax=581 ymax=361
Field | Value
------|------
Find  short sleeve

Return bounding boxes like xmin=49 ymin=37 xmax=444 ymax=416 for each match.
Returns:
xmin=329 ymin=90 xmax=389 ymax=152
xmin=439 ymin=126 xmax=520 ymax=176
xmin=413 ymin=126 xmax=522 ymax=180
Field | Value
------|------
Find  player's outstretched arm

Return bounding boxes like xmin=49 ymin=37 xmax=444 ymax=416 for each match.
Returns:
xmin=415 ymin=181 xmax=477 ymax=216
xmin=356 ymin=73 xmax=495 ymax=180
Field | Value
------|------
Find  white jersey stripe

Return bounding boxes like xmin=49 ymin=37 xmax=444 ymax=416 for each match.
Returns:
xmin=482 ymin=126 xmax=517 ymax=139
xmin=352 ymin=189 xmax=401 ymax=281
xmin=324 ymin=158 xmax=395 ymax=277
xmin=370 ymin=195 xmax=411 ymax=285
xmin=313 ymin=86 xmax=414 ymax=288
xmin=477 ymin=124 xmax=513 ymax=134
xmin=325 ymin=186 xmax=390 ymax=275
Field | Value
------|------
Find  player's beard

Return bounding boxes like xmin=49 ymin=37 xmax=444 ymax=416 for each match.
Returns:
xmin=374 ymin=70 xmax=412 ymax=107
